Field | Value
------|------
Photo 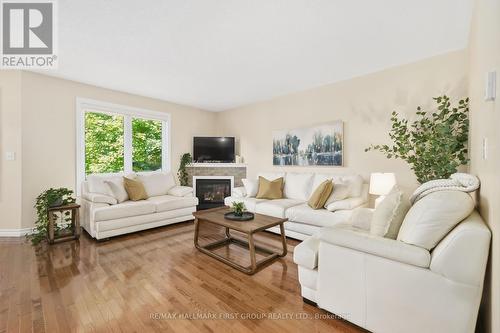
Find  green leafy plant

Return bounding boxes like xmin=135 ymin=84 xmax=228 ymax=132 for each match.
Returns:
xmin=231 ymin=202 xmax=246 ymax=216
xmin=365 ymin=95 xmax=469 ymax=183
xmin=29 ymin=188 xmax=76 ymax=245
xmin=178 ymin=153 xmax=192 ymax=186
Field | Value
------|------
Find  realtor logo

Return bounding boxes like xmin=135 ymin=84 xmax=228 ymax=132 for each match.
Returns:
xmin=1 ymin=0 xmax=57 ymax=68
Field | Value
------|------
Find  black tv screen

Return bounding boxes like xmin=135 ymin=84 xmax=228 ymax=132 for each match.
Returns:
xmin=193 ymin=137 xmax=235 ymax=163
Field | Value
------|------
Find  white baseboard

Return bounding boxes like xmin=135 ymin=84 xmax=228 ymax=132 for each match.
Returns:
xmin=0 ymin=228 xmax=33 ymax=237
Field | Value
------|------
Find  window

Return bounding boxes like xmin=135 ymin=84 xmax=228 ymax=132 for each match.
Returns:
xmin=76 ymin=98 xmax=171 ymax=194
xmin=132 ymin=118 xmax=163 ymax=172
xmin=85 ymin=112 xmax=124 ymax=174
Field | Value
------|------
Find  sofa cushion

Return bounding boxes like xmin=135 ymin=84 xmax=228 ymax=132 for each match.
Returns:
xmin=325 ymin=196 xmax=366 ymax=212
xmin=105 ymin=178 xmax=129 ymax=203
xmin=256 ymin=176 xmax=284 ymax=199
xmin=293 ymin=236 xmax=320 ymax=269
xmin=370 ymin=189 xmax=410 ymax=239
xmin=167 ymin=186 xmax=193 ymax=197
xmin=311 ymin=174 xmax=364 ymax=198
xmin=225 ymin=196 xmax=266 ymax=212
xmin=94 ymin=201 xmax=156 ymax=221
xmin=124 ymin=177 xmax=148 ymax=201
xmin=242 ymin=178 xmax=259 ymax=197
xmin=284 ymin=173 xmax=314 ymax=200
xmin=324 ymin=182 xmax=351 ymax=206
xmin=255 ymin=199 xmax=304 ymax=218
xmin=87 ymin=174 xmax=124 ymax=195
xmin=286 ymin=203 xmax=352 ymax=227
xmin=308 ymin=179 xmax=334 ymax=209
xmin=138 ymin=172 xmax=176 ymax=197
xmin=147 ymin=195 xmax=198 ymax=212
xmin=397 ymin=191 xmax=475 ymax=250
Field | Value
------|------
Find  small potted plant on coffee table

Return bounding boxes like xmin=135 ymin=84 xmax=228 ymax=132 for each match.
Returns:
xmin=224 ymin=202 xmax=254 ymax=221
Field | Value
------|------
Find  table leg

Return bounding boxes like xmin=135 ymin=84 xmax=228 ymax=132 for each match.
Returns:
xmin=279 ymin=223 xmax=288 ymax=257
xmin=193 ymin=218 xmax=201 ymax=248
xmin=74 ymin=208 xmax=80 ymax=239
xmin=248 ymin=233 xmax=257 ymax=273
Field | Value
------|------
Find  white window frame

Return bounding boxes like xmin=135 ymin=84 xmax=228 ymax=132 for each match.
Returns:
xmin=75 ymin=97 xmax=171 ymax=195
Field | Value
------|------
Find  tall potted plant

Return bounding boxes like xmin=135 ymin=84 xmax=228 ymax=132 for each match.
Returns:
xmin=178 ymin=153 xmax=192 ymax=186
xmin=365 ymin=95 xmax=469 ymax=183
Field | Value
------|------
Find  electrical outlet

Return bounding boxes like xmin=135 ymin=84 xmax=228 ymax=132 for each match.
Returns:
xmin=5 ymin=151 xmax=16 ymax=161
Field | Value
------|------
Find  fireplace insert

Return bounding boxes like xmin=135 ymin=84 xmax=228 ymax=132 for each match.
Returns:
xmin=195 ymin=178 xmax=232 ymax=210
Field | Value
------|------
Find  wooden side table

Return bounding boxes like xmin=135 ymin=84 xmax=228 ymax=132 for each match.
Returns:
xmin=47 ymin=203 xmax=81 ymax=244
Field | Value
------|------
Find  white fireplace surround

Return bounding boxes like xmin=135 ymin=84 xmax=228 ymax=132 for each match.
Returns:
xmin=193 ymin=176 xmax=235 ymax=196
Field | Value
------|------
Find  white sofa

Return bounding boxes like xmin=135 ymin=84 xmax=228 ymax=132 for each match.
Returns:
xmin=80 ymin=172 xmax=198 ymax=240
xmin=294 ymin=191 xmax=491 ymax=333
xmin=225 ymin=172 xmax=369 ymax=240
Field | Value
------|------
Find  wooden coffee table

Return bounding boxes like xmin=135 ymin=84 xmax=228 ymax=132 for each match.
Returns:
xmin=193 ymin=207 xmax=288 ymax=275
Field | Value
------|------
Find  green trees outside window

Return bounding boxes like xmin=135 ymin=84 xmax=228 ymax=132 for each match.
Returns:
xmin=85 ymin=111 xmax=164 ymax=175
xmin=85 ymin=112 xmax=124 ymax=174
xmin=132 ymin=118 xmax=162 ymax=172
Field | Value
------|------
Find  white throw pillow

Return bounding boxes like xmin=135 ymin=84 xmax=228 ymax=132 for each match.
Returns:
xmin=284 ymin=173 xmax=314 ymax=201
xmin=104 ymin=178 xmax=129 ymax=203
xmin=138 ymin=172 xmax=176 ymax=197
xmin=397 ymin=191 xmax=474 ymax=250
xmin=370 ymin=189 xmax=410 ymax=239
xmin=351 ymin=207 xmax=374 ymax=231
xmin=342 ymin=175 xmax=364 ymax=197
xmin=87 ymin=174 xmax=124 ymax=195
xmin=242 ymin=179 xmax=259 ymax=197
xmin=324 ymin=182 xmax=351 ymax=207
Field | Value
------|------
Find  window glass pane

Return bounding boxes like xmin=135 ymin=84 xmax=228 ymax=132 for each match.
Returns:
xmin=132 ymin=118 xmax=162 ymax=172
xmin=85 ymin=112 xmax=124 ymax=174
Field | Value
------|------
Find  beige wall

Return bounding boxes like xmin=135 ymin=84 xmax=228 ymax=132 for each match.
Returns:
xmin=468 ymin=0 xmax=500 ymax=331
xmin=0 ymin=71 xmax=22 ymax=229
xmin=0 ymin=71 xmax=218 ymax=230
xmin=216 ymin=50 xmax=468 ymax=196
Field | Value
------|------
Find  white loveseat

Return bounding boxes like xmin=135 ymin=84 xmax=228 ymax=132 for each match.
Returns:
xmin=80 ymin=172 xmax=198 ymax=240
xmin=224 ymin=172 xmax=369 ymax=240
xmin=294 ymin=191 xmax=491 ymax=333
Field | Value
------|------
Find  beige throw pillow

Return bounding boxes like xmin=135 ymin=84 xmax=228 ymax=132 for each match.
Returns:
xmin=308 ymin=179 xmax=334 ymax=209
xmin=256 ymin=176 xmax=284 ymax=200
xmin=370 ymin=188 xmax=410 ymax=239
xmin=123 ymin=177 xmax=148 ymax=201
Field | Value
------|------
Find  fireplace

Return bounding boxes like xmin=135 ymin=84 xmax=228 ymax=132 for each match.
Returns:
xmin=193 ymin=176 xmax=233 ymax=210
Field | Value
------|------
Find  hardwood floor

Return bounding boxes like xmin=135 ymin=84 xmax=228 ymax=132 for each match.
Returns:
xmin=0 ymin=221 xmax=365 ymax=333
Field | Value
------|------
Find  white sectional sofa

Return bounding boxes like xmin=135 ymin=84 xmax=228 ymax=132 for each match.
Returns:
xmin=80 ymin=172 xmax=198 ymax=240
xmin=224 ymin=172 xmax=369 ymax=240
xmin=294 ymin=191 xmax=491 ymax=333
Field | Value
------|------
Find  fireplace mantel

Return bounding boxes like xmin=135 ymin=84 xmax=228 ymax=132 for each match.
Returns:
xmin=186 ymin=163 xmax=247 ymax=188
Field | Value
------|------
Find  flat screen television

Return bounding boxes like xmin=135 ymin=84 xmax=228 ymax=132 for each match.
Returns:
xmin=193 ymin=137 xmax=235 ymax=163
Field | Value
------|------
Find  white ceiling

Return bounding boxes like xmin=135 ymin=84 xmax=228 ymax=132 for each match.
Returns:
xmin=41 ymin=0 xmax=473 ymax=111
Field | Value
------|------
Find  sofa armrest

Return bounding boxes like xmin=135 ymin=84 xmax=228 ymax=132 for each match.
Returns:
xmin=430 ymin=212 xmax=491 ymax=286
xmin=325 ymin=196 xmax=367 ymax=212
xmin=293 ymin=236 xmax=320 ymax=269
xmin=232 ymin=186 xmax=247 ymax=198
xmin=320 ymin=226 xmax=430 ymax=268
xmin=168 ymin=186 xmax=193 ymax=197
xmin=81 ymin=192 xmax=117 ymax=205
